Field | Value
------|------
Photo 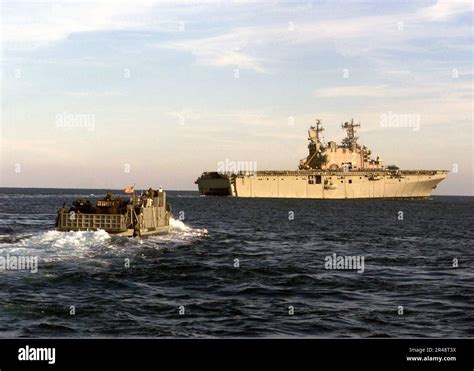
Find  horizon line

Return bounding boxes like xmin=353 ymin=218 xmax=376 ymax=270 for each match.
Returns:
xmin=0 ymin=186 xmax=472 ymax=197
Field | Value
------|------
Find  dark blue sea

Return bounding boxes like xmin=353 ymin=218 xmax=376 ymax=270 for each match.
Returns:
xmin=0 ymin=188 xmax=472 ymax=338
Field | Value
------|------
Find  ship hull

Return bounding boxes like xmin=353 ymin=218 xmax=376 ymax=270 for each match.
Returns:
xmin=195 ymin=172 xmax=232 ymax=196
xmin=196 ymin=170 xmax=448 ymax=199
xmin=56 ymin=225 xmax=170 ymax=237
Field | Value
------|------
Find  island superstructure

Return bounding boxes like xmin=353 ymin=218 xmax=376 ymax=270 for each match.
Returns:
xmin=195 ymin=119 xmax=448 ymax=199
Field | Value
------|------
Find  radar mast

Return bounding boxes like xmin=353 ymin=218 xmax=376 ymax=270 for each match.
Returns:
xmin=341 ymin=118 xmax=360 ymax=149
xmin=309 ymin=119 xmax=324 ymax=144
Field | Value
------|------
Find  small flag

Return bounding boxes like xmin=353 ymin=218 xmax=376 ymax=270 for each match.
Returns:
xmin=124 ymin=185 xmax=134 ymax=194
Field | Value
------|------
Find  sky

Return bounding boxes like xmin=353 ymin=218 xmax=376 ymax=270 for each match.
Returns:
xmin=0 ymin=0 xmax=472 ymax=194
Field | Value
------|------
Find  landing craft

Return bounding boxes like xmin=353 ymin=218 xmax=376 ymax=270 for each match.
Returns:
xmin=55 ymin=186 xmax=171 ymax=236
xmin=195 ymin=119 xmax=448 ymax=199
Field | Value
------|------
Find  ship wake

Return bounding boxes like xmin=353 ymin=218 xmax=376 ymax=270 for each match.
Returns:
xmin=148 ymin=217 xmax=208 ymax=245
xmin=0 ymin=218 xmax=207 ymax=261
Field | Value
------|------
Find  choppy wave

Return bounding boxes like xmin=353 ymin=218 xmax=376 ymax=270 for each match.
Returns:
xmin=0 ymin=194 xmax=102 ymax=200
xmin=148 ymin=217 xmax=208 ymax=245
xmin=0 ymin=190 xmax=472 ymax=338
xmin=0 ymin=217 xmax=207 ymax=262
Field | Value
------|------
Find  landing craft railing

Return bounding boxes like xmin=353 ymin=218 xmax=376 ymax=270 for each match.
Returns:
xmin=58 ymin=213 xmax=127 ymax=232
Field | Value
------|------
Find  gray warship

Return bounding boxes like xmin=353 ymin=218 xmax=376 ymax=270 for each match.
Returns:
xmin=195 ymin=120 xmax=448 ymax=199
xmin=55 ymin=187 xmax=171 ymax=236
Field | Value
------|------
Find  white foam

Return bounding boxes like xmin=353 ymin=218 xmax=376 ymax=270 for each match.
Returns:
xmin=170 ymin=217 xmax=192 ymax=231
xmin=0 ymin=219 xmax=207 ymax=258
xmin=171 ymin=217 xmax=207 ymax=235
xmin=26 ymin=229 xmax=111 ymax=249
xmin=0 ymin=230 xmax=113 ymax=261
xmin=148 ymin=217 xmax=208 ymax=245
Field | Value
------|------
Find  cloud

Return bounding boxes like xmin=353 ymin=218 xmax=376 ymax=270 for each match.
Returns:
xmin=314 ymin=85 xmax=394 ymax=98
xmin=3 ymin=0 xmax=472 ymax=74
xmin=419 ymin=0 xmax=473 ymax=21
xmin=65 ymin=91 xmax=126 ymax=97
xmin=158 ymin=3 xmax=472 ymax=72
xmin=313 ymin=82 xmax=473 ymax=99
xmin=1 ymin=138 xmax=77 ymax=162
xmin=159 ymin=27 xmax=269 ymax=73
xmin=159 ymin=17 xmax=396 ymax=72
xmin=1 ymin=0 xmax=163 ymax=48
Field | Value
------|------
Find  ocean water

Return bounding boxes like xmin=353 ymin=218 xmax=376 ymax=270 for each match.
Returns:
xmin=0 ymin=188 xmax=472 ymax=338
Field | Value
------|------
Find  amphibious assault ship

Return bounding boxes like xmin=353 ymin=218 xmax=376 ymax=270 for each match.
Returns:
xmin=55 ymin=187 xmax=171 ymax=236
xmin=195 ymin=120 xmax=448 ymax=199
